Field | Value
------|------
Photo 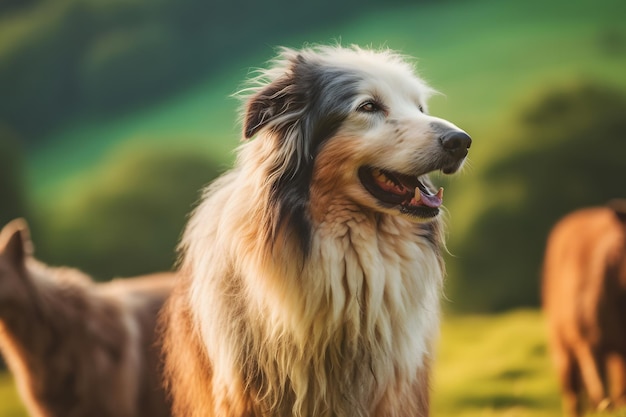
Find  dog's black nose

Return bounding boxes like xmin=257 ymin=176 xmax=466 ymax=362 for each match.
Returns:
xmin=440 ymin=130 xmax=472 ymax=159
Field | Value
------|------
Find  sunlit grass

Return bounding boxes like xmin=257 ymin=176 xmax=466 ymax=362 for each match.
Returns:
xmin=433 ymin=310 xmax=626 ymax=417
xmin=0 ymin=372 xmax=26 ymax=417
xmin=433 ymin=310 xmax=562 ymax=417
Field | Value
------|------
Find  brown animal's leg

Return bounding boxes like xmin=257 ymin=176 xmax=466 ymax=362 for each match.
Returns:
xmin=607 ymin=352 xmax=626 ymax=407
xmin=556 ymin=347 xmax=583 ymax=417
xmin=575 ymin=344 xmax=607 ymax=409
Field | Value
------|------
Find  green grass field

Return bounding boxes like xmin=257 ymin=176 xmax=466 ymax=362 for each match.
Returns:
xmin=2 ymin=310 xmax=624 ymax=417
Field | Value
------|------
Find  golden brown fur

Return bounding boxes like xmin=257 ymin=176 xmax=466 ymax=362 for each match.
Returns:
xmin=543 ymin=201 xmax=626 ymax=416
xmin=0 ymin=218 xmax=174 ymax=417
xmin=161 ymin=45 xmax=471 ymax=417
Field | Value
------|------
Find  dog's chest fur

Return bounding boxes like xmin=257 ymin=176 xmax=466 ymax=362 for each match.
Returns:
xmin=210 ymin=203 xmax=444 ymax=417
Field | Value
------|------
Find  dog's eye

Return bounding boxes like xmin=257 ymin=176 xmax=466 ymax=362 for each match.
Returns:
xmin=357 ymin=101 xmax=382 ymax=113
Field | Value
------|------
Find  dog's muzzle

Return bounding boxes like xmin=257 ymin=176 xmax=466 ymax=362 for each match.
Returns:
xmin=438 ymin=129 xmax=472 ymax=174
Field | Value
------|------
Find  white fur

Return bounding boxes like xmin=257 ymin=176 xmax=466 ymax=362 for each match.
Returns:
xmin=172 ymin=45 xmax=469 ymax=417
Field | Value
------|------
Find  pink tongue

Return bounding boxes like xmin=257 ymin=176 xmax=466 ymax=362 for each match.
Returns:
xmin=418 ymin=187 xmax=443 ymax=208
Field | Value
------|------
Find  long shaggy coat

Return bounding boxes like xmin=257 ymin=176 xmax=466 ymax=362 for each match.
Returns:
xmin=162 ymin=45 xmax=471 ymax=417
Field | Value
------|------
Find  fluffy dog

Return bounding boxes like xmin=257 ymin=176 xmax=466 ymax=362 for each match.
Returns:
xmin=162 ymin=45 xmax=471 ymax=417
xmin=0 ymin=219 xmax=173 ymax=417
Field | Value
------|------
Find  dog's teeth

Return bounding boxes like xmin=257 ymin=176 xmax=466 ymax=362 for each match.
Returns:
xmin=414 ymin=187 xmax=421 ymax=202
xmin=373 ymin=169 xmax=387 ymax=182
xmin=436 ymin=187 xmax=444 ymax=199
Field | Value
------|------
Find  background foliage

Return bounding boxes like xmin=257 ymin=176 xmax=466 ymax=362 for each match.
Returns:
xmin=0 ymin=128 xmax=27 ymax=227
xmin=0 ymin=0 xmax=405 ymax=140
xmin=447 ymin=82 xmax=626 ymax=311
xmin=35 ymin=145 xmax=223 ymax=279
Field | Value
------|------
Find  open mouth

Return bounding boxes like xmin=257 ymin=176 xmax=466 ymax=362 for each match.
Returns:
xmin=358 ymin=166 xmax=443 ymax=218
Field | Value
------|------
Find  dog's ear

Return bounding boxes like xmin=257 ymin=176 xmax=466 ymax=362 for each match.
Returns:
xmin=244 ymin=75 xmax=297 ymax=139
xmin=0 ymin=218 xmax=33 ymax=267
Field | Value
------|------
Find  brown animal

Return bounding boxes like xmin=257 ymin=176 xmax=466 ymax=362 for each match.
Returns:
xmin=0 ymin=218 xmax=174 ymax=417
xmin=543 ymin=200 xmax=626 ymax=416
xmin=161 ymin=45 xmax=471 ymax=417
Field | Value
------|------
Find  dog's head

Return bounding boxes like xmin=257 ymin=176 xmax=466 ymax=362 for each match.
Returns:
xmin=242 ymin=45 xmax=470 ymax=245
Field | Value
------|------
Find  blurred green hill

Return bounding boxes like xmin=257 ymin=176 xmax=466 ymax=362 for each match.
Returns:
xmin=34 ymin=144 xmax=223 ymax=279
xmin=1 ymin=0 xmax=625 ymax=310
xmin=0 ymin=0 xmax=411 ymax=141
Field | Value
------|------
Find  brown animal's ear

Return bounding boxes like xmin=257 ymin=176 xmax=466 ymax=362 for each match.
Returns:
xmin=0 ymin=218 xmax=33 ymax=267
xmin=607 ymin=199 xmax=626 ymax=224
xmin=243 ymin=75 xmax=296 ymax=139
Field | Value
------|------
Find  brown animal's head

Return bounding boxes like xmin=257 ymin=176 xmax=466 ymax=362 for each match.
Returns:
xmin=608 ymin=198 xmax=626 ymax=225
xmin=609 ymin=199 xmax=626 ymax=286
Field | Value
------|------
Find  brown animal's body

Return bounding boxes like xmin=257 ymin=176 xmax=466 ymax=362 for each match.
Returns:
xmin=543 ymin=202 xmax=626 ymax=416
xmin=0 ymin=219 xmax=173 ymax=417
xmin=161 ymin=45 xmax=471 ymax=417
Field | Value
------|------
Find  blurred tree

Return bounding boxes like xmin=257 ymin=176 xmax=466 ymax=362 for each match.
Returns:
xmin=80 ymin=23 xmax=180 ymax=109
xmin=0 ymin=0 xmax=415 ymax=142
xmin=0 ymin=125 xmax=28 ymax=226
xmin=447 ymin=82 xmax=626 ymax=312
xmin=0 ymin=0 xmax=39 ymax=14
xmin=35 ymin=144 xmax=223 ymax=280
